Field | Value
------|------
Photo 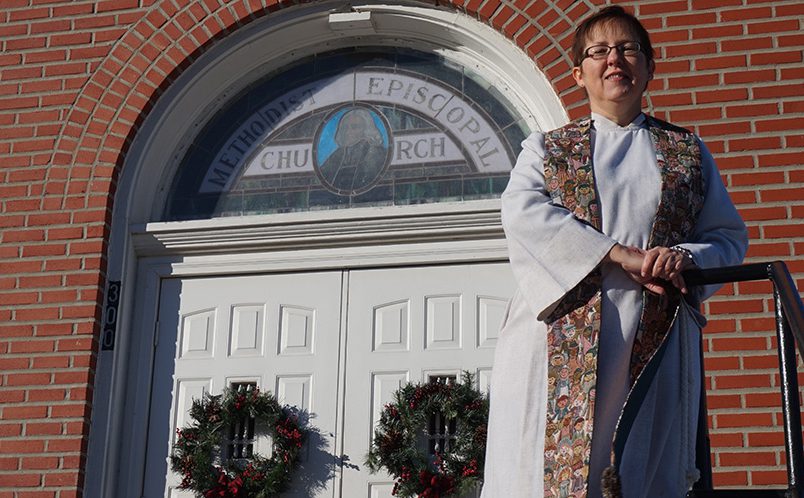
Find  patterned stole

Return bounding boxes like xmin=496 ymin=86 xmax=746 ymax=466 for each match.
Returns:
xmin=540 ymin=116 xmax=705 ymax=498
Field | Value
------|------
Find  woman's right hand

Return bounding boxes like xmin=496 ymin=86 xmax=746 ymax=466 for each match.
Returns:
xmin=604 ymin=244 xmax=669 ymax=295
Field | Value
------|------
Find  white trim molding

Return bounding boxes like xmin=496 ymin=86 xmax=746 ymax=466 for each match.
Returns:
xmin=132 ymin=200 xmax=505 ymax=257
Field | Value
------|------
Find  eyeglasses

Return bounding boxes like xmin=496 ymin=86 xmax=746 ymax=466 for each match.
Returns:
xmin=583 ymin=42 xmax=642 ymax=60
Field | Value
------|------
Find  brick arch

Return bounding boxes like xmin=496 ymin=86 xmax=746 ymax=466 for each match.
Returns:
xmin=48 ymin=0 xmax=603 ymax=217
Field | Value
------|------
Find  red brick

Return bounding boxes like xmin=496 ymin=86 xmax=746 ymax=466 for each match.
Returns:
xmin=0 ymin=423 xmax=23 ymax=438
xmin=745 ymin=242 xmax=792 ymax=258
xmin=53 ymin=369 xmax=93 ymax=386
xmin=759 ymin=188 xmax=803 ymax=203
xmin=695 ymin=88 xmax=749 ymax=105
xmin=68 ymin=387 xmax=91 ymax=403
xmin=747 ymin=432 xmax=785 ymax=447
xmin=0 ymin=474 xmax=41 ymax=487
xmin=720 ymin=6 xmax=772 ymax=22
xmin=20 ymin=456 xmax=60 ymax=470
xmin=778 ymin=32 xmax=804 ymax=48
xmin=708 ymin=432 xmax=744 ymax=448
xmin=44 ymin=258 xmax=82 ymax=272
xmin=0 ymin=456 xmax=19 ymax=470
xmin=737 ymin=280 xmax=773 ymax=295
xmin=50 ymin=33 xmax=92 ymax=46
xmin=763 ymin=224 xmax=804 ymax=239
xmin=695 ymin=55 xmax=746 ymax=70
xmin=744 ymin=391 xmax=782 ymax=408
xmin=0 ymin=290 xmax=37 ymax=305
xmin=670 ymin=107 xmax=722 ymax=123
xmin=783 ymin=100 xmax=804 ymax=114
xmin=19 ymin=274 xmax=62 ymax=288
xmin=710 ymin=336 xmax=770 ymax=354
xmin=712 ymin=470 xmax=748 ymax=486
xmin=0 ymin=356 xmax=28 ymax=369
xmin=27 ymin=388 xmax=67 ymax=402
xmin=708 ymin=299 xmax=765 ymax=315
xmin=715 ymin=412 xmax=774 ymax=428
xmin=43 ymin=472 xmax=78 ymax=487
xmin=776 ymin=3 xmax=804 ymax=16
xmin=0 ymin=439 xmax=45 ymax=454
xmin=747 ymin=19 xmax=799 ymax=35
xmin=724 ymin=69 xmax=775 ymax=84
xmin=703 ymin=354 xmax=740 ymax=374
xmin=751 ymin=50 xmax=803 ymax=66
xmin=53 ymin=2 xmax=94 ymax=15
xmin=728 ymin=137 xmax=782 ymax=152
xmin=668 ymin=74 xmax=719 ymax=89
xmin=5 ymin=37 xmax=47 ymax=51
xmin=9 ymin=340 xmax=55 ymax=354
xmin=713 ymin=372 xmax=773 ymax=389
xmin=719 ymin=451 xmax=777 ymax=466
xmin=637 ymin=1 xmax=687 ymax=15
xmin=751 ymin=470 xmax=789 ymax=486
xmin=704 ymin=319 xmax=737 ymax=334
xmin=49 ymin=403 xmax=90 ymax=418
xmin=666 ymin=11 xmax=717 ymax=26
xmin=0 ymin=324 xmax=34 ymax=338
xmin=651 ymin=29 xmax=689 ymax=44
xmin=25 ymin=423 xmax=63 ymax=436
xmin=742 ymin=354 xmax=778 ymax=369
xmin=736 ymin=207 xmax=786 ymax=222
xmin=21 ymin=244 xmax=68 ymax=258
xmin=729 ymin=170 xmax=784 ymax=186
xmin=706 ymin=393 xmax=742 ymax=409
xmin=45 ymin=437 xmax=84 ymax=453
xmin=754 ymin=84 xmax=804 ymax=99
xmin=2 ymin=405 xmax=48 ymax=419
xmin=721 ymin=37 xmax=773 ymax=52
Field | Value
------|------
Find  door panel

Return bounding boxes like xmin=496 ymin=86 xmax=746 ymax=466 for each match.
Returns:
xmin=143 ymin=272 xmax=343 ymax=498
xmin=340 ymin=263 xmax=514 ymax=497
xmin=143 ymin=263 xmax=514 ymax=498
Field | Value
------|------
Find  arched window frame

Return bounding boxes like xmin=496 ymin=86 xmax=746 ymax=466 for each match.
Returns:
xmin=117 ymin=3 xmax=567 ymax=230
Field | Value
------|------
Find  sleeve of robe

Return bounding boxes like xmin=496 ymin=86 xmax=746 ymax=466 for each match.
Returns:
xmin=501 ymin=132 xmax=617 ymax=322
xmin=674 ymin=139 xmax=749 ymax=301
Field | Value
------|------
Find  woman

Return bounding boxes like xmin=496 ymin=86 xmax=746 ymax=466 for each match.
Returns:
xmin=481 ymin=6 xmax=747 ymax=498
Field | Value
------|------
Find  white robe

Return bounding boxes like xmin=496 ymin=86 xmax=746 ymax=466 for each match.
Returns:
xmin=481 ymin=113 xmax=748 ymax=498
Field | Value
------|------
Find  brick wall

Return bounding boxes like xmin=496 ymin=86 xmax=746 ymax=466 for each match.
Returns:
xmin=0 ymin=0 xmax=801 ymax=496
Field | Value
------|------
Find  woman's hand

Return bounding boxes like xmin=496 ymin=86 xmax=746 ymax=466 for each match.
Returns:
xmin=605 ymin=244 xmax=667 ymax=294
xmin=639 ymin=246 xmax=696 ymax=294
xmin=605 ymin=244 xmax=695 ymax=294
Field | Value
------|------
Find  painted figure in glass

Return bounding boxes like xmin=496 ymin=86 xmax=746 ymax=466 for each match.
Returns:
xmin=317 ymin=106 xmax=389 ymax=194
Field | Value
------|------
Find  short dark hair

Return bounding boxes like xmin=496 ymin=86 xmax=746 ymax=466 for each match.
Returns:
xmin=571 ymin=6 xmax=654 ymax=67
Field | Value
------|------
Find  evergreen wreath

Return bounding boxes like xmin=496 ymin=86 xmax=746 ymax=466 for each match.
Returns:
xmin=365 ymin=372 xmax=488 ymax=498
xmin=170 ymin=386 xmax=306 ymax=498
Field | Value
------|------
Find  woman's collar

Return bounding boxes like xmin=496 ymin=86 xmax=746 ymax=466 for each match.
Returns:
xmin=591 ymin=112 xmax=646 ymax=131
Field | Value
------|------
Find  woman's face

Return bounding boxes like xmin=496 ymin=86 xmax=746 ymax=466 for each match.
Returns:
xmin=572 ymin=21 xmax=654 ymax=123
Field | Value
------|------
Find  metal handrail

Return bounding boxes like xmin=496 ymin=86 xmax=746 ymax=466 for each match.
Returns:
xmin=683 ymin=261 xmax=803 ymax=498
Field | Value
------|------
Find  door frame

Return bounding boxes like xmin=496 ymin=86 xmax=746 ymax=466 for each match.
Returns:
xmin=93 ymin=201 xmax=511 ymax=498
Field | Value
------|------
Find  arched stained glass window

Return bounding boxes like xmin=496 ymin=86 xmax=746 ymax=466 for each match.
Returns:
xmin=164 ymin=47 xmax=531 ymax=221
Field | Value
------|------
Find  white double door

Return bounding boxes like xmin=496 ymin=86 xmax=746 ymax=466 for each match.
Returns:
xmin=143 ymin=263 xmax=514 ymax=498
